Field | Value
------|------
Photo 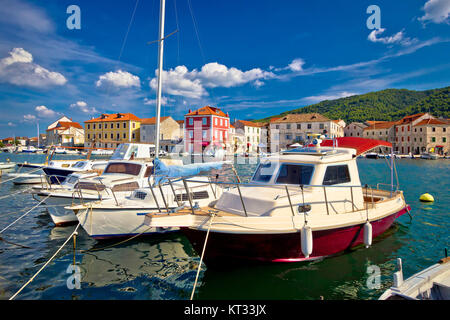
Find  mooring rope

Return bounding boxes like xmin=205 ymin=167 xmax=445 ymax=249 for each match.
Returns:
xmin=190 ymin=212 xmax=215 ymax=300
xmin=9 ymin=223 xmax=81 ymax=300
xmin=0 ymin=194 xmax=50 ymax=234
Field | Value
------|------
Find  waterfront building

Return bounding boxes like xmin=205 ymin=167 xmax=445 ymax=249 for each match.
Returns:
xmin=412 ymin=118 xmax=449 ymax=155
xmin=362 ymin=121 xmax=398 ymax=153
xmin=46 ymin=121 xmax=84 ymax=146
xmin=395 ymin=113 xmax=434 ymax=154
xmin=140 ymin=116 xmax=183 ymax=152
xmin=232 ymin=120 xmax=268 ymax=153
xmin=47 ymin=116 xmax=72 ymax=131
xmin=184 ymin=106 xmax=230 ymax=153
xmin=84 ymin=113 xmax=141 ymax=149
xmin=269 ymin=113 xmax=343 ymax=152
xmin=344 ymin=122 xmax=368 ymax=137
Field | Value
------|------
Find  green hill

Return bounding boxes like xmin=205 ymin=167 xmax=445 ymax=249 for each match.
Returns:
xmin=255 ymin=86 xmax=450 ymax=123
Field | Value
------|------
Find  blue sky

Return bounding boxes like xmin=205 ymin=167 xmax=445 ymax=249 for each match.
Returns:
xmin=0 ymin=0 xmax=449 ymax=138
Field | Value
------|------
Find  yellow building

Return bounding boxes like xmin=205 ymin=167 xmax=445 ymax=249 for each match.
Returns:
xmin=84 ymin=113 xmax=142 ymax=149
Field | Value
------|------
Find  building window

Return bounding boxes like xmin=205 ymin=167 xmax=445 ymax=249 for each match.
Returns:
xmin=132 ymin=133 xmax=135 ymax=139
xmin=443 ymin=128 xmax=446 ymax=132
xmin=93 ymin=124 xmax=96 ymax=129
xmin=123 ymin=133 xmax=126 ymax=139
xmin=202 ymin=118 xmax=207 ymax=125
xmin=307 ymin=123 xmax=312 ymax=129
xmin=87 ymin=134 xmax=90 ymax=139
xmin=87 ymin=124 xmax=90 ymax=129
xmin=225 ymin=119 xmax=228 ymax=126
xmin=220 ymin=119 xmax=223 ymax=126
xmin=286 ymin=135 xmax=292 ymax=140
xmin=275 ymin=125 xmax=279 ymax=129
xmin=105 ymin=133 xmax=107 ymax=138
xmin=99 ymin=124 xmax=102 ymax=129
xmin=319 ymin=123 xmax=324 ymax=129
xmin=117 ymin=123 xmax=120 ymax=129
xmin=287 ymin=124 xmax=291 ymax=130
xmin=189 ymin=131 xmax=193 ymax=138
xmin=189 ymin=118 xmax=193 ymax=126
xmin=123 ymin=122 xmax=126 ymax=128
xmin=323 ymin=165 xmax=351 ymax=185
xmin=111 ymin=133 xmax=113 ymax=139
xmin=443 ymin=137 xmax=447 ymax=143
xmin=132 ymin=123 xmax=135 ymax=128
xmin=202 ymin=130 xmax=207 ymax=138
xmin=297 ymin=124 xmax=301 ymax=129
xmin=431 ymin=137 xmax=436 ymax=142
xmin=111 ymin=123 xmax=113 ymax=129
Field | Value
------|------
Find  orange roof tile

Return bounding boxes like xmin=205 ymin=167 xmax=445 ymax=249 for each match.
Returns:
xmin=47 ymin=121 xmax=83 ymax=131
xmin=272 ymin=113 xmax=330 ymax=123
xmin=397 ymin=113 xmax=427 ymax=124
xmin=414 ymin=118 xmax=449 ymax=126
xmin=85 ymin=113 xmax=142 ymax=123
xmin=363 ymin=121 xmax=398 ymax=130
xmin=185 ymin=106 xmax=228 ymax=117
xmin=235 ymin=120 xmax=265 ymax=128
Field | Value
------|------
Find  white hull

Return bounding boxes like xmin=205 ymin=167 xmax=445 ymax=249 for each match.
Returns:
xmin=74 ymin=205 xmax=178 ymax=238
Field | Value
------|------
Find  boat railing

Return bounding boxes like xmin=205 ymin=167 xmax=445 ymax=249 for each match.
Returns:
xmin=175 ymin=177 xmax=401 ymax=217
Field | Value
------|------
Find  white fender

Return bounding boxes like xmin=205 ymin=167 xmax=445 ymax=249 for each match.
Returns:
xmin=301 ymin=225 xmax=313 ymax=258
xmin=364 ymin=221 xmax=372 ymax=248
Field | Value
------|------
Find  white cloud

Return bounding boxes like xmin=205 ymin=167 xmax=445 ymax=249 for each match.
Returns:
xmin=0 ymin=48 xmax=67 ymax=88
xmin=35 ymin=105 xmax=59 ymax=118
xmin=70 ymin=101 xmax=98 ymax=114
xmin=23 ymin=114 xmax=36 ymax=122
xmin=368 ymin=28 xmax=417 ymax=46
xmin=287 ymin=58 xmax=305 ymax=72
xmin=149 ymin=63 xmax=274 ymax=99
xmin=301 ymin=91 xmax=357 ymax=104
xmin=419 ymin=0 xmax=450 ymax=24
xmin=96 ymin=70 xmax=140 ymax=90
xmin=143 ymin=97 xmax=173 ymax=105
xmin=150 ymin=66 xmax=207 ymax=99
xmin=0 ymin=0 xmax=54 ymax=34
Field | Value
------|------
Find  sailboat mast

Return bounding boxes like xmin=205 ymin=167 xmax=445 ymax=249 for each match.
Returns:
xmin=154 ymin=0 xmax=166 ymax=159
xmin=37 ymin=121 xmax=40 ymax=148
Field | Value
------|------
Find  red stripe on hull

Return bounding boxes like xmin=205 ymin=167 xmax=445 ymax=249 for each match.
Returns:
xmin=182 ymin=206 xmax=410 ymax=265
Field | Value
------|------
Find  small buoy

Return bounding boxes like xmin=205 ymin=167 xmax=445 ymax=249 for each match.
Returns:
xmin=363 ymin=221 xmax=372 ymax=248
xmin=301 ymin=225 xmax=313 ymax=258
xmin=419 ymin=193 xmax=434 ymax=202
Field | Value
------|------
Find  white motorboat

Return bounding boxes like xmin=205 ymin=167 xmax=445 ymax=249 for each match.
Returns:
xmin=33 ymin=143 xmax=181 ymax=226
xmin=365 ymin=152 xmax=379 ymax=159
xmin=0 ymin=162 xmax=16 ymax=170
xmin=420 ymin=152 xmax=438 ymax=160
xmin=379 ymin=256 xmax=450 ymax=300
xmin=144 ymin=137 xmax=410 ymax=266
xmin=67 ymin=160 xmax=227 ymax=239
xmin=91 ymin=149 xmax=114 ymax=156
xmin=8 ymin=172 xmax=45 ymax=185
xmin=42 ymin=159 xmax=108 ymax=184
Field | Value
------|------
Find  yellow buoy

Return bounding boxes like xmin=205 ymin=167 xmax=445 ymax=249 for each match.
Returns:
xmin=419 ymin=193 xmax=434 ymax=202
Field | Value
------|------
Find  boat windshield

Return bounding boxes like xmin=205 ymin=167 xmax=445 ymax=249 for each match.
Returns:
xmin=252 ymin=161 xmax=278 ymax=183
xmin=103 ymin=162 xmax=142 ymax=176
xmin=110 ymin=144 xmax=129 ymax=160
xmin=275 ymin=164 xmax=314 ymax=185
xmin=72 ymin=161 xmax=87 ymax=169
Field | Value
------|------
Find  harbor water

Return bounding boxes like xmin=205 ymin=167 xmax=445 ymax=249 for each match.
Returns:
xmin=0 ymin=153 xmax=448 ymax=300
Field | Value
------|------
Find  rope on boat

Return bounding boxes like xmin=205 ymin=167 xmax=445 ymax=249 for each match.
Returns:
xmin=0 ymin=167 xmax=43 ymax=185
xmin=0 ymin=194 xmax=51 ymax=234
xmin=190 ymin=212 xmax=215 ymax=300
xmin=9 ymin=223 xmax=81 ymax=300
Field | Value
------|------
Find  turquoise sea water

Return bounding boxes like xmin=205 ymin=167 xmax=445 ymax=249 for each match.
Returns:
xmin=0 ymin=153 xmax=448 ymax=300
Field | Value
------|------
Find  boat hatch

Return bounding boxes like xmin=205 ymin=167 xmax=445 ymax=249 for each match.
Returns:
xmin=282 ymin=147 xmax=337 ymax=156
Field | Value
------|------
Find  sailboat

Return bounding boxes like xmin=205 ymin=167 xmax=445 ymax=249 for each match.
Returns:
xmin=65 ymin=0 xmax=228 ymax=238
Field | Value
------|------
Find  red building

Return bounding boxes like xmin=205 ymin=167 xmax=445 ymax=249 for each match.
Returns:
xmin=184 ymin=106 xmax=230 ymax=153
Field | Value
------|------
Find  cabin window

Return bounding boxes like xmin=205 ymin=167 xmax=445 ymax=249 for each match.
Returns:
xmin=103 ymin=163 xmax=142 ymax=176
xmin=252 ymin=161 xmax=277 ymax=183
xmin=275 ymin=164 xmax=314 ymax=185
xmin=323 ymin=165 xmax=351 ymax=185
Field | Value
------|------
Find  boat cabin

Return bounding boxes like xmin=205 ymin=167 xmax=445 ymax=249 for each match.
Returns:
xmin=110 ymin=143 xmax=155 ymax=161
xmin=215 ymin=146 xmax=368 ymax=217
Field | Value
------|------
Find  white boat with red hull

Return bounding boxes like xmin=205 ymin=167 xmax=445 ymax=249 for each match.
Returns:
xmin=144 ymin=137 xmax=411 ymax=265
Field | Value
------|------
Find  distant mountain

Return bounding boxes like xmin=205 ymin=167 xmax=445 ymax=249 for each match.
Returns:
xmin=254 ymin=86 xmax=450 ymax=123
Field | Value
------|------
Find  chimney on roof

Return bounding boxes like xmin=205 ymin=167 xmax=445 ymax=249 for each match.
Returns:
xmin=188 ymin=109 xmax=192 ymax=113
